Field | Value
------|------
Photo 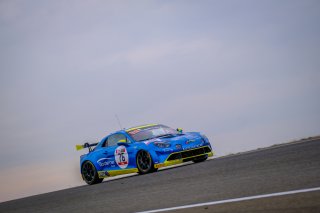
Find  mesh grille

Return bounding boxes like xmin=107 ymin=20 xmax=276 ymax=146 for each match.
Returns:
xmin=167 ymin=146 xmax=211 ymax=161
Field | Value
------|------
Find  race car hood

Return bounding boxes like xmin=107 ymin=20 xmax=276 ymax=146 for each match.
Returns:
xmin=143 ymin=132 xmax=207 ymax=151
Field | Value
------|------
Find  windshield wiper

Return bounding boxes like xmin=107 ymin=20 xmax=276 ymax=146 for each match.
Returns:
xmin=137 ymin=134 xmax=176 ymax=142
xmin=157 ymin=134 xmax=175 ymax=138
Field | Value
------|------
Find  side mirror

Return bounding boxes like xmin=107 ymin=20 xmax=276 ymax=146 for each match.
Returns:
xmin=177 ymin=128 xmax=183 ymax=133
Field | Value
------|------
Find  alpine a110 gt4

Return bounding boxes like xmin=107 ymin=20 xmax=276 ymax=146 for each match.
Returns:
xmin=76 ymin=124 xmax=213 ymax=185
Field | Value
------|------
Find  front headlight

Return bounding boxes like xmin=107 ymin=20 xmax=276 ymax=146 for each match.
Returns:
xmin=154 ymin=142 xmax=171 ymax=148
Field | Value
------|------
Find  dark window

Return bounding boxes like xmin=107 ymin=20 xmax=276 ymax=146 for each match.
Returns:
xmin=104 ymin=134 xmax=128 ymax=147
xmin=127 ymin=125 xmax=179 ymax=142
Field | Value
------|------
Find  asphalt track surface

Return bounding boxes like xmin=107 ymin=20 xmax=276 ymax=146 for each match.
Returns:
xmin=1 ymin=138 xmax=320 ymax=213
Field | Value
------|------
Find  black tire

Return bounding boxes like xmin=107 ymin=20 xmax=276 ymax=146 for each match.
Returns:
xmin=136 ymin=150 xmax=156 ymax=174
xmin=192 ymin=155 xmax=208 ymax=163
xmin=81 ymin=161 xmax=103 ymax=185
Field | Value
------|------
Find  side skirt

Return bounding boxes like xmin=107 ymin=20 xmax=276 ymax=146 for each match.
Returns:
xmin=98 ymin=168 xmax=139 ymax=178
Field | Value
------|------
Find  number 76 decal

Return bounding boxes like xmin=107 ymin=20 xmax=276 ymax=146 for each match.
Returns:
xmin=115 ymin=146 xmax=129 ymax=169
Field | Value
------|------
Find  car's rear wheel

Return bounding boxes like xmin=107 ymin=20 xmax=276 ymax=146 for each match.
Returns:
xmin=192 ymin=155 xmax=208 ymax=163
xmin=81 ymin=161 xmax=103 ymax=185
xmin=136 ymin=150 xmax=156 ymax=174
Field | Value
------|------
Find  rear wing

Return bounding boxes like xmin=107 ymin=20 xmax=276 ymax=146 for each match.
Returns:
xmin=75 ymin=142 xmax=98 ymax=152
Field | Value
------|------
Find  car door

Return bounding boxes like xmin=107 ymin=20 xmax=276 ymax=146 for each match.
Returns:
xmin=96 ymin=133 xmax=135 ymax=172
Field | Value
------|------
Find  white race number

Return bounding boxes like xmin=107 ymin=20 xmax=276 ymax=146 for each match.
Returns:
xmin=114 ymin=146 xmax=129 ymax=169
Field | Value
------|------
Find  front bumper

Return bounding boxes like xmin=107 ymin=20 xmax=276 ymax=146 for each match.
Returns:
xmin=154 ymin=146 xmax=213 ymax=168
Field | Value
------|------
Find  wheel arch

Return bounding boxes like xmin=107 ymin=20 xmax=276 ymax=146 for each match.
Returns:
xmin=81 ymin=159 xmax=99 ymax=174
xmin=135 ymin=148 xmax=159 ymax=165
xmin=81 ymin=160 xmax=103 ymax=184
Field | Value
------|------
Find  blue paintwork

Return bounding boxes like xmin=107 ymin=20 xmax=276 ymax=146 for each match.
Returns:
xmin=79 ymin=124 xmax=212 ymax=177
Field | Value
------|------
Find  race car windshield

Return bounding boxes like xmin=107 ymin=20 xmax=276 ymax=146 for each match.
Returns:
xmin=127 ymin=125 xmax=180 ymax=142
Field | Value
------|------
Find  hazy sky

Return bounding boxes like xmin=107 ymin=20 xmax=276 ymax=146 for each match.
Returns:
xmin=1 ymin=0 xmax=319 ymax=202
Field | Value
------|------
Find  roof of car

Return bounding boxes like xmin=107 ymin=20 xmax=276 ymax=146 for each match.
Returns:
xmin=125 ymin=124 xmax=158 ymax=132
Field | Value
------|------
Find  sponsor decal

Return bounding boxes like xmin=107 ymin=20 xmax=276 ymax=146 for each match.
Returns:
xmin=154 ymin=163 xmax=165 ymax=168
xmin=185 ymin=139 xmax=196 ymax=144
xmin=144 ymin=141 xmax=152 ymax=145
xmin=144 ymin=138 xmax=161 ymax=145
xmin=98 ymin=171 xmax=110 ymax=178
xmin=183 ymin=144 xmax=202 ymax=150
xmin=162 ymin=148 xmax=174 ymax=152
xmin=97 ymin=158 xmax=115 ymax=167
xmin=175 ymin=144 xmax=182 ymax=149
xmin=128 ymin=129 xmax=140 ymax=135
xmin=115 ymin=145 xmax=129 ymax=169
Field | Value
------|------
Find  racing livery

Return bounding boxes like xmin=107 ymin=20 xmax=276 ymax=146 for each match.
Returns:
xmin=76 ymin=124 xmax=213 ymax=185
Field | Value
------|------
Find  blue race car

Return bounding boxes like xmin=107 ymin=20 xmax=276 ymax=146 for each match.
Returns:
xmin=76 ymin=124 xmax=213 ymax=185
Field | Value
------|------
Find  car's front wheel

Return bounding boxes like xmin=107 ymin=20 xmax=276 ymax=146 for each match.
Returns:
xmin=81 ymin=161 xmax=103 ymax=185
xmin=136 ymin=150 xmax=156 ymax=174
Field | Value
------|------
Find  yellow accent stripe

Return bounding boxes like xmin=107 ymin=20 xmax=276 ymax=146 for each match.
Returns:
xmin=126 ymin=124 xmax=157 ymax=132
xmin=154 ymin=147 xmax=214 ymax=169
xmin=98 ymin=168 xmax=139 ymax=178
xmin=97 ymin=148 xmax=214 ymax=178
xmin=165 ymin=146 xmax=212 ymax=161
